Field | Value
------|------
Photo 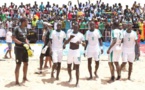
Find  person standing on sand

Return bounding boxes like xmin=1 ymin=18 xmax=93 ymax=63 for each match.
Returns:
xmin=35 ymin=25 xmax=52 ymax=74
xmin=63 ymin=22 xmax=85 ymax=87
xmin=4 ymin=28 xmax=12 ymax=59
xmin=120 ymin=23 xmax=140 ymax=80
xmin=12 ymin=18 xmax=30 ymax=85
xmin=50 ymin=22 xmax=66 ymax=80
xmin=85 ymin=21 xmax=103 ymax=80
xmin=107 ymin=22 xmax=123 ymax=82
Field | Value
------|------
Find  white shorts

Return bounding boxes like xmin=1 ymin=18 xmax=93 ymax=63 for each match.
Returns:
xmin=52 ymin=50 xmax=63 ymax=63
xmin=67 ymin=49 xmax=81 ymax=64
xmin=122 ymin=52 xmax=135 ymax=63
xmin=108 ymin=50 xmax=122 ymax=62
xmin=86 ymin=51 xmax=100 ymax=61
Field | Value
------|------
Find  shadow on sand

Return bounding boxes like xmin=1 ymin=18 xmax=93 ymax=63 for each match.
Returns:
xmin=57 ymin=81 xmax=75 ymax=88
xmin=5 ymin=81 xmax=25 ymax=88
xmin=41 ymin=78 xmax=55 ymax=84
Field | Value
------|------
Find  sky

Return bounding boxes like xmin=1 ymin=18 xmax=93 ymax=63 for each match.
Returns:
xmin=0 ymin=0 xmax=145 ymax=8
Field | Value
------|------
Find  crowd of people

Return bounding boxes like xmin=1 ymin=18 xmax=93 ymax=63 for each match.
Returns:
xmin=0 ymin=0 xmax=145 ymax=42
xmin=0 ymin=0 xmax=144 ymax=88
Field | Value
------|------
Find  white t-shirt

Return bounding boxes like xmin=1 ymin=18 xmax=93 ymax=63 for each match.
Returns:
xmin=19 ymin=7 xmax=25 ymax=14
xmin=6 ymin=31 xmax=12 ymax=43
xmin=7 ymin=21 xmax=13 ymax=28
xmin=110 ymin=29 xmax=123 ymax=51
xmin=0 ymin=28 xmax=6 ymax=37
xmin=50 ymin=30 xmax=66 ymax=50
xmin=122 ymin=30 xmax=138 ymax=53
xmin=86 ymin=29 xmax=102 ymax=48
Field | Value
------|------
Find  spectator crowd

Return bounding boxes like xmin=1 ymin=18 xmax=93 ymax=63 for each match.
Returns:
xmin=0 ymin=0 xmax=145 ymax=42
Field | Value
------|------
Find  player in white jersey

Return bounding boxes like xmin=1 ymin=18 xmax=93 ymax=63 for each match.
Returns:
xmin=85 ymin=21 xmax=103 ymax=80
xmin=64 ymin=22 xmax=85 ymax=87
xmin=107 ymin=23 xmax=123 ymax=82
xmin=120 ymin=23 xmax=140 ymax=80
xmin=50 ymin=22 xmax=66 ymax=80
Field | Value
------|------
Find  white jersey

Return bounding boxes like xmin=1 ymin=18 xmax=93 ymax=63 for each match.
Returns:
xmin=68 ymin=32 xmax=84 ymax=44
xmin=50 ymin=30 xmax=66 ymax=50
xmin=68 ymin=32 xmax=84 ymax=56
xmin=122 ymin=30 xmax=138 ymax=53
xmin=110 ymin=29 xmax=123 ymax=51
xmin=85 ymin=29 xmax=102 ymax=51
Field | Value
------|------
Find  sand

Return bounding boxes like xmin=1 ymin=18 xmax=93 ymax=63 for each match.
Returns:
xmin=0 ymin=52 xmax=145 ymax=90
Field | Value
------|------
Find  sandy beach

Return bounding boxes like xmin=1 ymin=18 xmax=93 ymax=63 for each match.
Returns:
xmin=0 ymin=51 xmax=145 ymax=90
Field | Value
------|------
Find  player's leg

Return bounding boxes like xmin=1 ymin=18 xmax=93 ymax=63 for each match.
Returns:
xmin=56 ymin=51 xmax=63 ymax=80
xmin=67 ymin=64 xmax=72 ymax=82
xmin=14 ymin=47 xmax=22 ymax=85
xmin=67 ymin=54 xmax=73 ymax=82
xmin=128 ymin=53 xmax=135 ymax=80
xmin=120 ymin=53 xmax=128 ymax=76
xmin=108 ymin=51 xmax=115 ymax=81
xmin=87 ymin=58 xmax=93 ymax=80
xmin=22 ymin=50 xmax=29 ymax=82
xmin=94 ymin=52 xmax=100 ymax=78
xmin=51 ymin=51 xmax=58 ymax=78
xmin=75 ymin=64 xmax=80 ymax=87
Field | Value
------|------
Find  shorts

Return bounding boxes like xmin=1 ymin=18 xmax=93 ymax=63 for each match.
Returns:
xmin=67 ymin=49 xmax=81 ymax=64
xmin=108 ymin=50 xmax=122 ymax=62
xmin=40 ymin=45 xmax=52 ymax=57
xmin=7 ymin=43 xmax=12 ymax=50
xmin=122 ymin=52 xmax=135 ymax=63
xmin=86 ymin=51 xmax=100 ymax=61
xmin=14 ymin=46 xmax=28 ymax=64
xmin=52 ymin=50 xmax=63 ymax=63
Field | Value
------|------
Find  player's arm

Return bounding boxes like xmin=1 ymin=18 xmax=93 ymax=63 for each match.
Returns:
xmin=135 ymin=40 xmax=140 ymax=56
xmin=99 ymin=38 xmax=103 ymax=54
xmin=63 ymin=35 xmax=75 ymax=46
xmin=12 ymin=28 xmax=25 ymax=45
xmin=12 ymin=36 xmax=23 ymax=45
xmin=107 ymin=38 xmax=117 ymax=54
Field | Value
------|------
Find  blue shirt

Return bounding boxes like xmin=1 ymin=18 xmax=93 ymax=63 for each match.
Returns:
xmin=65 ymin=20 xmax=71 ymax=30
xmin=37 ymin=20 xmax=44 ymax=29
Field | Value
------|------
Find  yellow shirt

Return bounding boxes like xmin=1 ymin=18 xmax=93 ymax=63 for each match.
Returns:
xmin=32 ymin=20 xmax=38 ymax=27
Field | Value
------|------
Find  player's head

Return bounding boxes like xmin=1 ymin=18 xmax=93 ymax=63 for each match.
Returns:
xmin=20 ymin=18 xmax=27 ymax=27
xmin=127 ymin=23 xmax=133 ymax=30
xmin=57 ymin=22 xmax=62 ymax=30
xmin=90 ymin=21 xmax=95 ymax=30
xmin=73 ymin=22 xmax=79 ymax=32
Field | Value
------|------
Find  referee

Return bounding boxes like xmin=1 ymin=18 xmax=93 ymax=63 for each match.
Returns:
xmin=12 ymin=18 xmax=30 ymax=85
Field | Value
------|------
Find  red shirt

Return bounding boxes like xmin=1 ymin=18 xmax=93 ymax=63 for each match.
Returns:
xmin=68 ymin=13 xmax=72 ymax=20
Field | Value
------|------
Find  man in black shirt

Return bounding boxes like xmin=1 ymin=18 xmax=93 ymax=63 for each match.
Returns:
xmin=12 ymin=18 xmax=30 ymax=85
xmin=36 ymin=27 xmax=52 ymax=74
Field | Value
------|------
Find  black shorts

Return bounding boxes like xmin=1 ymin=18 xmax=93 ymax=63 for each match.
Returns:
xmin=40 ymin=45 xmax=52 ymax=57
xmin=14 ymin=46 xmax=28 ymax=64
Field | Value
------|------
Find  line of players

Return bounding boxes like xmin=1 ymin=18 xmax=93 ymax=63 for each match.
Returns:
xmin=38 ymin=21 xmax=140 ymax=87
xmin=12 ymin=18 xmax=139 ymax=87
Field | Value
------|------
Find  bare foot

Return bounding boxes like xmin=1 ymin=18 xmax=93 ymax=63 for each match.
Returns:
xmin=23 ymin=78 xmax=29 ymax=82
xmin=15 ymin=82 xmax=20 ymax=86
xmin=56 ymin=77 xmax=59 ymax=80
xmin=94 ymin=72 xmax=99 ymax=78
xmin=87 ymin=77 xmax=93 ymax=80
xmin=68 ymin=78 xmax=72 ymax=83
xmin=51 ymin=73 xmax=54 ymax=78
xmin=116 ymin=76 xmax=121 ymax=80
xmin=44 ymin=66 xmax=49 ymax=69
xmin=75 ymin=84 xmax=80 ymax=88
